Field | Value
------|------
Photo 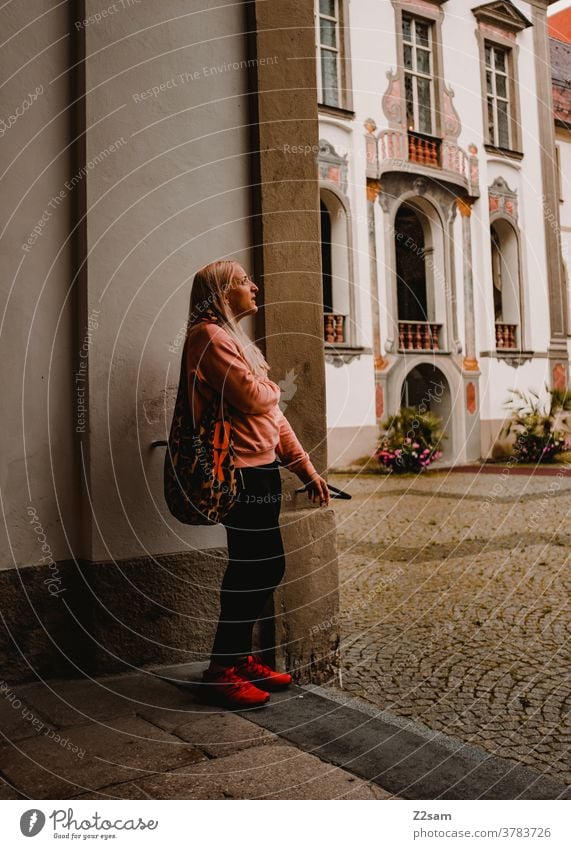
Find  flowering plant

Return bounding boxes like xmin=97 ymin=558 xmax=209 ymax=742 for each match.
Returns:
xmin=503 ymin=387 xmax=571 ymax=464
xmin=376 ymin=408 xmax=445 ymax=473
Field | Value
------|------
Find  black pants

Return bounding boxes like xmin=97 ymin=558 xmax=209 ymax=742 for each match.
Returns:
xmin=210 ymin=460 xmax=286 ymax=665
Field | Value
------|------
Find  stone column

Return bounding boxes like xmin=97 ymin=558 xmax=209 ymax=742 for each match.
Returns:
xmin=367 ymin=178 xmax=388 ymax=422
xmin=532 ymin=2 xmax=569 ymax=387
xmin=246 ymin=0 xmax=340 ymax=684
xmin=457 ymin=197 xmax=481 ymax=462
xmin=457 ymin=198 xmax=479 ymax=372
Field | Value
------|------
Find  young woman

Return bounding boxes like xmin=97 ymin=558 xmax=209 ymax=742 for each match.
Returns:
xmin=185 ymin=259 xmax=330 ymax=709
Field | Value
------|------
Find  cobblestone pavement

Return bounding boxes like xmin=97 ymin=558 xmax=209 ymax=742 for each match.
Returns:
xmin=330 ymin=470 xmax=571 ymax=786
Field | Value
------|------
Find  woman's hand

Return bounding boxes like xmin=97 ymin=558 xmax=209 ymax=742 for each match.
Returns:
xmin=304 ymin=474 xmax=330 ymax=507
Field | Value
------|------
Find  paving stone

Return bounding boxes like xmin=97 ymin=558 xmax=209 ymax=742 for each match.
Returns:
xmin=144 ymin=708 xmax=278 ymax=758
xmin=14 ymin=672 xmax=200 ymax=728
xmin=72 ymin=781 xmax=154 ymax=800
xmin=331 ymin=472 xmax=571 ymax=787
xmin=0 ymin=776 xmax=26 ymax=799
xmin=243 ymin=688 xmax=570 ymax=800
xmin=131 ymin=745 xmax=394 ymax=800
xmin=0 ymin=715 xmax=206 ymax=799
xmin=0 ymin=685 xmax=56 ymax=743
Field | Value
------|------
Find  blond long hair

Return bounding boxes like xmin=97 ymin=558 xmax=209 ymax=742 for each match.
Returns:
xmin=188 ymin=260 xmax=270 ymax=378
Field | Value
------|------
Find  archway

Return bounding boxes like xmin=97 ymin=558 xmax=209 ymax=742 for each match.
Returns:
xmin=401 ymin=364 xmax=453 ymax=461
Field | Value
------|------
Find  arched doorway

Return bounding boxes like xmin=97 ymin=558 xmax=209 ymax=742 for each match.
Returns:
xmin=401 ymin=364 xmax=453 ymax=461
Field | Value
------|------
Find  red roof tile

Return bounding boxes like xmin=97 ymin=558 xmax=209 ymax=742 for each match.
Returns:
xmin=549 ymin=9 xmax=571 ymax=45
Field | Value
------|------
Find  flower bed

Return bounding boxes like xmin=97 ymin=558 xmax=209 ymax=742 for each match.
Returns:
xmin=376 ymin=408 xmax=445 ymax=474
xmin=503 ymin=388 xmax=571 ymax=464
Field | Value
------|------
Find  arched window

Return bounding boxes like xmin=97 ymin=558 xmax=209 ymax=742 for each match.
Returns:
xmin=394 ymin=201 xmax=443 ymax=351
xmin=490 ymin=219 xmax=520 ymax=349
xmin=396 ymin=204 xmax=428 ymax=322
xmin=320 ymin=200 xmax=333 ymax=314
xmin=491 ymin=227 xmax=503 ymax=321
xmin=320 ymin=189 xmax=351 ymax=344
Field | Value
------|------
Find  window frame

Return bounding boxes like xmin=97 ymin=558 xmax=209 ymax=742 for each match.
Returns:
xmin=392 ymin=0 xmax=446 ymax=141
xmin=315 ymin=0 xmax=353 ymax=114
xmin=485 ymin=43 xmax=512 ymax=149
xmin=475 ymin=25 xmax=525 ymax=157
xmin=556 ymin=144 xmax=564 ymax=203
xmin=319 ymin=186 xmax=358 ymax=349
xmin=402 ymin=13 xmax=436 ymax=136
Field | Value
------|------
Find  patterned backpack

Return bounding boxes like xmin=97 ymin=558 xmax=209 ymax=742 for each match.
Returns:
xmin=164 ymin=335 xmax=238 ymax=525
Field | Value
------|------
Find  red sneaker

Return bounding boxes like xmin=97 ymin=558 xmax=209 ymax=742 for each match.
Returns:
xmin=235 ymin=655 xmax=292 ymax=692
xmin=201 ymin=664 xmax=270 ymax=709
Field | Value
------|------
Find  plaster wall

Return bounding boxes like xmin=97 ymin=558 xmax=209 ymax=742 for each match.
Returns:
xmin=80 ymin=0 xmax=252 ymax=562
xmin=325 ymin=353 xmax=376 ymax=431
xmin=0 ymin=3 xmax=77 ymax=572
xmin=478 ymin=356 xmax=551 ymax=424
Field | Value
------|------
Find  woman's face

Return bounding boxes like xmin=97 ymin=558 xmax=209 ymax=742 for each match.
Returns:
xmin=225 ymin=264 xmax=259 ymax=320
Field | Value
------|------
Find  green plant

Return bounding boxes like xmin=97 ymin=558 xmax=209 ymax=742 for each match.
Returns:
xmin=376 ymin=407 xmax=445 ymax=473
xmin=502 ymin=386 xmax=571 ymax=463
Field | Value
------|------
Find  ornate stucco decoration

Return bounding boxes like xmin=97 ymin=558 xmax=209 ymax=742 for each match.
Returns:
xmin=381 ymin=70 xmax=403 ymax=129
xmin=325 ymin=350 xmax=363 ymax=366
xmin=471 ymin=1 xmax=532 ymax=34
xmin=488 ymin=176 xmax=518 ymax=222
xmin=364 ymin=120 xmax=379 ymax=178
xmin=441 ymin=84 xmax=462 ymax=141
xmin=496 ymin=352 xmax=533 ymax=366
xmin=398 ymin=0 xmax=447 ymax=17
xmin=318 ymin=139 xmax=349 ymax=194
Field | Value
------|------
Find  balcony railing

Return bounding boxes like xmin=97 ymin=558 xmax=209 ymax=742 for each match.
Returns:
xmin=398 ymin=321 xmax=442 ymax=351
xmin=495 ymin=323 xmax=517 ymax=350
xmin=324 ymin=313 xmax=346 ymax=344
xmin=408 ymin=131 xmax=441 ymax=167
xmin=373 ymin=129 xmax=479 ymax=197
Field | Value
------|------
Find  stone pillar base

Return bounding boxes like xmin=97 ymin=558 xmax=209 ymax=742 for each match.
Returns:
xmin=1 ymin=520 xmax=340 ymax=687
xmin=273 ymin=508 xmax=340 ymax=686
xmin=0 ymin=550 xmax=229 ymax=683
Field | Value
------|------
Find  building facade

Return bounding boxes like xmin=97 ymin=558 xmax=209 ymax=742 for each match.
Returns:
xmin=317 ymin=0 xmax=569 ymax=467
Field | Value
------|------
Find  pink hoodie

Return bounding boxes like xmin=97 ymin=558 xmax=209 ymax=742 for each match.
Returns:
xmin=185 ymin=320 xmax=318 ymax=480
